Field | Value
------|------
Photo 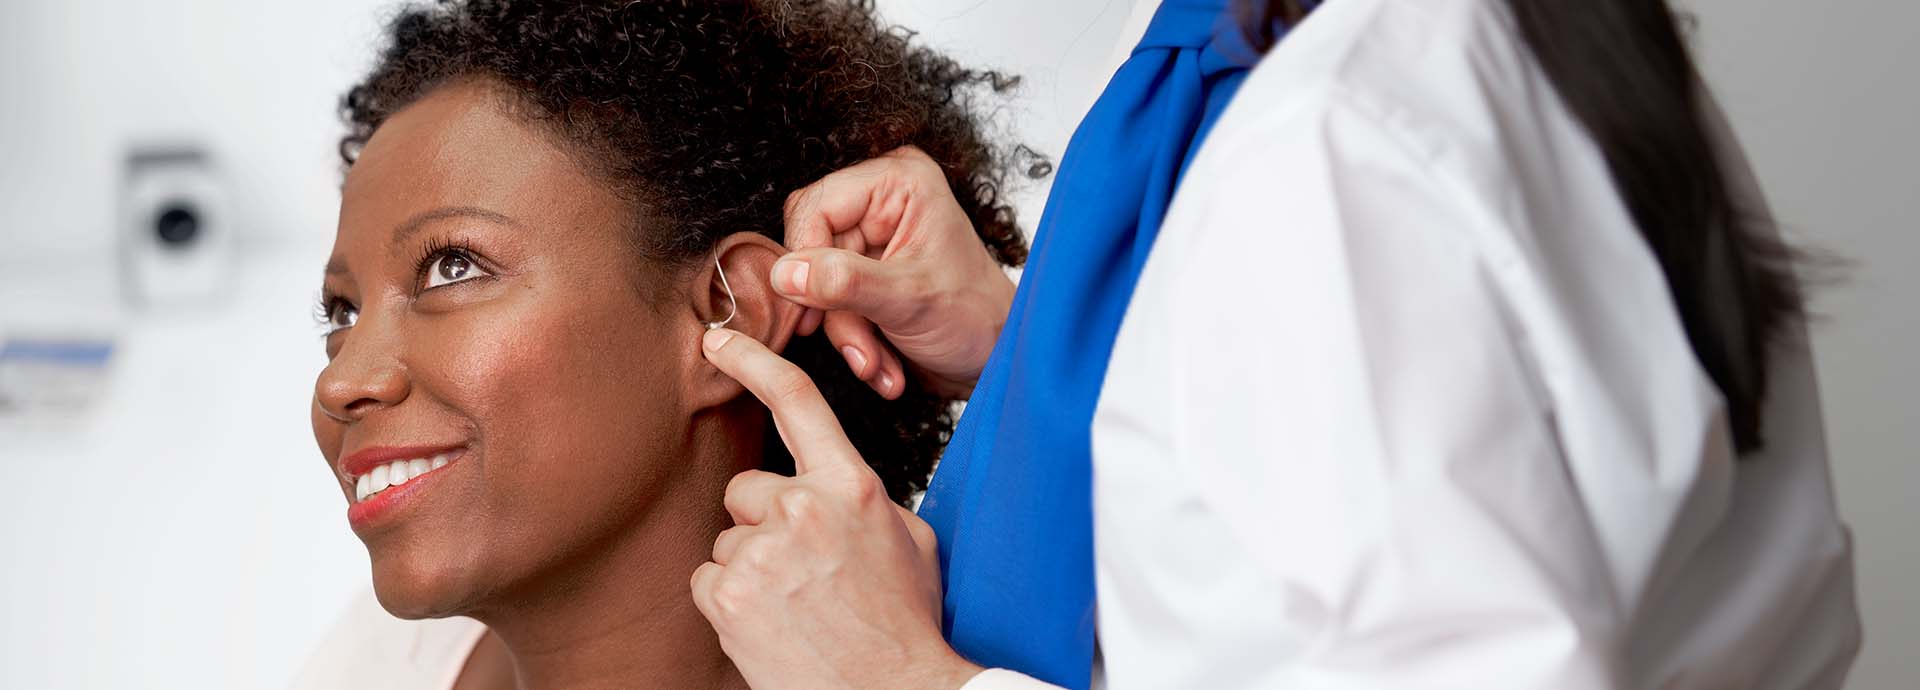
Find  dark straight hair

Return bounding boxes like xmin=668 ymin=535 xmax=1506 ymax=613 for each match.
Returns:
xmin=1238 ymin=0 xmax=1805 ymax=455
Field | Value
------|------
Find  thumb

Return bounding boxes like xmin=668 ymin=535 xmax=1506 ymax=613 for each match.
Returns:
xmin=771 ymin=247 xmax=923 ymax=329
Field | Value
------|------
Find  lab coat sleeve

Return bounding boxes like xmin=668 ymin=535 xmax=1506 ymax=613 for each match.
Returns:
xmin=1138 ymin=95 xmax=1624 ymax=688
xmin=957 ymin=668 xmax=1064 ymax=690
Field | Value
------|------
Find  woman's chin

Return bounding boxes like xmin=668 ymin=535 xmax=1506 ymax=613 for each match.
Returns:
xmin=367 ymin=551 xmax=484 ymax=620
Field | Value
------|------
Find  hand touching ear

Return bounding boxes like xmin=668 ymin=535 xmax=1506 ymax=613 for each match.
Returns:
xmin=776 ymin=146 xmax=1016 ymax=400
xmin=690 ymin=328 xmax=983 ymax=690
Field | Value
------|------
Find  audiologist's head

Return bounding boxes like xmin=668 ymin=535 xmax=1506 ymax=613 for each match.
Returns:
xmin=309 ymin=0 xmax=1028 ymax=623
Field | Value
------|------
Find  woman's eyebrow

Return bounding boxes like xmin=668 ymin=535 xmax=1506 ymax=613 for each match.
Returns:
xmin=388 ymin=206 xmax=522 ymax=250
xmin=325 ymin=206 xmax=521 ymax=278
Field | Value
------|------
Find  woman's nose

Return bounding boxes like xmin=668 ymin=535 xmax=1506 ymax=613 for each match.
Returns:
xmin=314 ymin=339 xmax=412 ymax=423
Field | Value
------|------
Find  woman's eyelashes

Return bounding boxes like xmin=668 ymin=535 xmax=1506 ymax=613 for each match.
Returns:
xmin=423 ymin=250 xmax=490 ymax=288
xmin=317 ymin=294 xmax=359 ymax=336
xmin=412 ymin=237 xmax=495 ymax=291
xmin=313 ymin=241 xmax=495 ymax=341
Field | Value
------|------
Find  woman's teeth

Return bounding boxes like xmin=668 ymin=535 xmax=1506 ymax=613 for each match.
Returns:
xmin=354 ymin=454 xmax=452 ymax=503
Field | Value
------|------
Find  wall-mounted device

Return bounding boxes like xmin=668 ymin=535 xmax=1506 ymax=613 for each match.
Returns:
xmin=118 ymin=145 xmax=233 ymax=308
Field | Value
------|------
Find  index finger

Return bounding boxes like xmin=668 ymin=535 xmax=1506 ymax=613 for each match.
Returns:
xmin=700 ymin=328 xmax=862 ymax=475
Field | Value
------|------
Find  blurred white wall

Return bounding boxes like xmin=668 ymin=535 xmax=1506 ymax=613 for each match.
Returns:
xmin=0 ymin=0 xmax=1912 ymax=688
xmin=0 ymin=0 xmax=398 ymax=256
xmin=0 ymin=3 xmax=411 ymax=688
xmin=1681 ymin=2 xmax=1920 ymax=688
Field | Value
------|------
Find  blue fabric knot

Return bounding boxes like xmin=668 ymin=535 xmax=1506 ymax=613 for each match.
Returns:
xmin=1135 ymin=0 xmax=1261 ymax=64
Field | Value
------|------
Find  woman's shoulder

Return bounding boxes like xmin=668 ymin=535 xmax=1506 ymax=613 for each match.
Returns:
xmin=289 ymin=588 xmax=488 ymax=690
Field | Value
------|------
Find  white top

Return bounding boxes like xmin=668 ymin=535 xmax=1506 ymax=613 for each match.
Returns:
xmin=290 ymin=588 xmax=486 ymax=690
xmin=1075 ymin=0 xmax=1864 ymax=688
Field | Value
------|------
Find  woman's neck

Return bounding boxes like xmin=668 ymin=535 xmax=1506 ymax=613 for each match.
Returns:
xmin=463 ymin=416 xmax=760 ymax=690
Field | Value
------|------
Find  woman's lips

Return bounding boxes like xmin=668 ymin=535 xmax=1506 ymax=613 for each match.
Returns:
xmin=340 ymin=446 xmax=465 ymax=528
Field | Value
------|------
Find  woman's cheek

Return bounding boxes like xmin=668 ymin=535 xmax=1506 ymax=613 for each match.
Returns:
xmin=413 ymin=291 xmax=648 ymax=479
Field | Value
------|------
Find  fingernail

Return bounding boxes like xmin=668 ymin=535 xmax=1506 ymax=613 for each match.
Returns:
xmin=878 ymin=372 xmax=895 ymax=394
xmin=773 ymin=259 xmax=809 ymax=296
xmin=841 ymin=345 xmax=869 ymax=374
xmin=703 ymin=328 xmax=735 ymax=352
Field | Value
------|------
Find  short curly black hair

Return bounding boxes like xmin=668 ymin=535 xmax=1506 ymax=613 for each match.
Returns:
xmin=341 ymin=0 xmax=1033 ymax=504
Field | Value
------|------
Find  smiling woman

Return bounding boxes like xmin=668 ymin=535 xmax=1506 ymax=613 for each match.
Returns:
xmin=295 ymin=1 xmax=1030 ymax=688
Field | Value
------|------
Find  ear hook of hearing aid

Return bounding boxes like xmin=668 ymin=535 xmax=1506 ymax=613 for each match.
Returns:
xmin=707 ymin=253 xmax=738 ymax=331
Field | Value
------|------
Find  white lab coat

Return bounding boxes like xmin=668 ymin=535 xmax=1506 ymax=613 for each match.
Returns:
xmin=966 ymin=0 xmax=1862 ymax=688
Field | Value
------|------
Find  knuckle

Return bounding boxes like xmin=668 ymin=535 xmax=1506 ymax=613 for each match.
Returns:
xmin=767 ymin=367 xmax=817 ymax=406
xmin=712 ymin=572 xmax=756 ymax=617
xmin=710 ymin=528 xmax=735 ymax=557
xmin=784 ymin=185 xmax=813 ymax=216
xmin=903 ymin=150 xmax=945 ymax=183
xmin=905 ymin=514 xmax=937 ymax=548
xmin=846 ymin=470 xmax=886 ymax=505
xmin=690 ymin=562 xmax=716 ymax=593
xmin=775 ymin=487 xmax=818 ymax=523
xmin=723 ymin=471 xmax=761 ymax=500
xmin=892 ymin=145 xmax=931 ymax=165
xmin=737 ymin=536 xmax=779 ymax=571
xmin=812 ymin=251 xmax=856 ymax=303
xmin=715 ymin=526 xmax=751 ymax=558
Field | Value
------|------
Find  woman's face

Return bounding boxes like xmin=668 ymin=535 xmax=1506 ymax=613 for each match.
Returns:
xmin=312 ymin=81 xmax=715 ymax=618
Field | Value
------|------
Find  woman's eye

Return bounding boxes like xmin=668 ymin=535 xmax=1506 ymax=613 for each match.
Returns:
xmin=425 ymin=251 xmax=489 ymax=289
xmin=326 ymin=301 xmax=359 ymax=334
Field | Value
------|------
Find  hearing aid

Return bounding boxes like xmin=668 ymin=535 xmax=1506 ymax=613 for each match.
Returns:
xmin=707 ymin=253 xmax=738 ymax=331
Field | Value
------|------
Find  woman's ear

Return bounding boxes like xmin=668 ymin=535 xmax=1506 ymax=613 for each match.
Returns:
xmin=686 ymin=232 xmax=805 ymax=409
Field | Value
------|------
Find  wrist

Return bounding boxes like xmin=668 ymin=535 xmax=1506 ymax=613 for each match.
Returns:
xmin=950 ymin=272 xmax=1013 ymax=400
xmin=918 ymin=647 xmax=986 ymax=690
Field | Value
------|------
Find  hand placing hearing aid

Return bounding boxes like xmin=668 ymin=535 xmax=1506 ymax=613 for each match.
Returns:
xmin=688 ymin=246 xmax=954 ymax=690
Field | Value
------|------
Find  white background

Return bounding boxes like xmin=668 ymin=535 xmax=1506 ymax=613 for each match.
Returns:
xmin=0 ymin=1 xmax=1911 ymax=688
